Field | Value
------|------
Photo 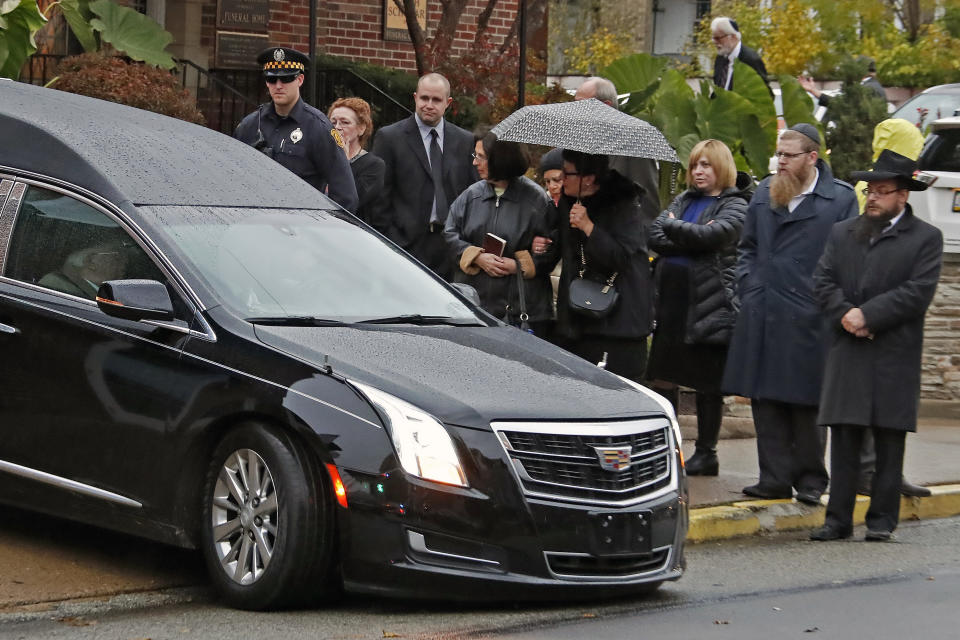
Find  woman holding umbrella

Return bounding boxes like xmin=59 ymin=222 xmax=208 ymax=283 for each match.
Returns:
xmin=547 ymin=150 xmax=653 ymax=380
xmin=646 ymin=139 xmax=750 ymax=476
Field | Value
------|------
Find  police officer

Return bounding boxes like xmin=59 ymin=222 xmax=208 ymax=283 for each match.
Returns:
xmin=235 ymin=47 xmax=358 ymax=213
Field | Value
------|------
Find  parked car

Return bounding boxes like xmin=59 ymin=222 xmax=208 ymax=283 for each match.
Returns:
xmin=890 ymin=83 xmax=960 ymax=132
xmin=0 ymin=81 xmax=687 ymax=610
xmin=915 ymin=116 xmax=960 ymax=252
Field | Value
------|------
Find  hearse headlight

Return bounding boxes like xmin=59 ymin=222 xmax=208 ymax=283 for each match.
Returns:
xmin=350 ymin=381 xmax=468 ymax=487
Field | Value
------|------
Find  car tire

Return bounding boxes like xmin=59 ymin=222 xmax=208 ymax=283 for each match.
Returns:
xmin=200 ymin=422 xmax=336 ymax=610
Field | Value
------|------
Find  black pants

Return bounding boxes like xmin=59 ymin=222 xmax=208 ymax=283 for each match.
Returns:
xmin=825 ymin=425 xmax=906 ymax=534
xmin=565 ymin=336 xmax=648 ymax=383
xmin=751 ymin=399 xmax=828 ymax=494
xmin=411 ymin=228 xmax=453 ymax=281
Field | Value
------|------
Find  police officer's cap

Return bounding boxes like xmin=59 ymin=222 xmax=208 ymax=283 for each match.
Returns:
xmin=257 ymin=47 xmax=309 ymax=78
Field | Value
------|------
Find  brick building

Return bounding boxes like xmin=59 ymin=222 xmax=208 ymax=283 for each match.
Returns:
xmin=165 ymin=0 xmax=525 ymax=73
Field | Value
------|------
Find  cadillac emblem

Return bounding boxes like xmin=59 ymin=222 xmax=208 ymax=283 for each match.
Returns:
xmin=593 ymin=446 xmax=632 ymax=472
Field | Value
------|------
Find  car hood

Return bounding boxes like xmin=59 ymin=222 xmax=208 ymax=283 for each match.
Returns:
xmin=254 ymin=325 xmax=664 ymax=429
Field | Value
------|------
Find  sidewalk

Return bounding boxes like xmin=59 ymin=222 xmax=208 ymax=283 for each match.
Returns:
xmin=684 ymin=416 xmax=960 ymax=542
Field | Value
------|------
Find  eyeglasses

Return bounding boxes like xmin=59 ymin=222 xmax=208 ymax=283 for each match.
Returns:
xmin=775 ymin=151 xmax=809 ymax=160
xmin=712 ymin=34 xmax=733 ymax=42
xmin=265 ymin=75 xmax=299 ymax=85
xmin=471 ymin=153 xmax=487 ymax=161
xmin=861 ymin=187 xmax=903 ymax=198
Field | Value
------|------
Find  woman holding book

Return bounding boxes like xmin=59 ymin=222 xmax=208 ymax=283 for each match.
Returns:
xmin=443 ymin=128 xmax=555 ymax=335
xmin=646 ymin=139 xmax=750 ymax=475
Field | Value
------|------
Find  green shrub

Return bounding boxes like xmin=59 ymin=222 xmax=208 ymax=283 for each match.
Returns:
xmin=52 ymin=53 xmax=204 ymax=124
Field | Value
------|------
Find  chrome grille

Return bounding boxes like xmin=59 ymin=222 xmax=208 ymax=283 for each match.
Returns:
xmin=492 ymin=419 xmax=675 ymax=506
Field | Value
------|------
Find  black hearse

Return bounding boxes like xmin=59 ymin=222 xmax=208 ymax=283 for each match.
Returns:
xmin=0 ymin=81 xmax=686 ymax=609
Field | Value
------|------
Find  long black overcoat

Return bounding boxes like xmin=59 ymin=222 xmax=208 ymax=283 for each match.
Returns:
xmin=814 ymin=207 xmax=943 ymax=430
xmin=721 ymin=161 xmax=859 ymax=405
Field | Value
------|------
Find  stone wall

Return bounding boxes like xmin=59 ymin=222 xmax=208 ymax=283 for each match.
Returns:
xmin=922 ymin=253 xmax=960 ymax=400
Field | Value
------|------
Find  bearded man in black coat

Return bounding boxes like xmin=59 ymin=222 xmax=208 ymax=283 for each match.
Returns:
xmin=810 ymin=150 xmax=943 ymax=543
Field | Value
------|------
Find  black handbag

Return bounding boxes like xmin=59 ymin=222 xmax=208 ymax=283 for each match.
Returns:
xmin=568 ymin=244 xmax=619 ymax=319
xmin=503 ymin=266 xmax=533 ymax=333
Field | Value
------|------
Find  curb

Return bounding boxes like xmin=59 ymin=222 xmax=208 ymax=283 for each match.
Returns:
xmin=688 ymin=483 xmax=960 ymax=543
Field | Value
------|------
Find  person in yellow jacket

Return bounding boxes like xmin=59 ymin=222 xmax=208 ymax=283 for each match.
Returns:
xmin=855 ymin=118 xmax=926 ymax=212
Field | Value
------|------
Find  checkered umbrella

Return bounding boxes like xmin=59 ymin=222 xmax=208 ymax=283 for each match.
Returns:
xmin=490 ymin=98 xmax=678 ymax=163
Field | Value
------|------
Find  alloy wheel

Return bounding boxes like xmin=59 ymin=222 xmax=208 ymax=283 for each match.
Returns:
xmin=210 ymin=448 xmax=279 ymax=585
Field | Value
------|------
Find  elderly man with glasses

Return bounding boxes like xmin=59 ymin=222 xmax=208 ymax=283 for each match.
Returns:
xmin=711 ymin=16 xmax=768 ymax=91
xmin=810 ymin=150 xmax=942 ymax=542
xmin=723 ymin=123 xmax=859 ymax=505
xmin=235 ymin=47 xmax=358 ymax=213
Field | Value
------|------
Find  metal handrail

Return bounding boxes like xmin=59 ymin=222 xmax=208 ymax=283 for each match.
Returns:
xmin=174 ymin=58 xmax=259 ymax=109
xmin=317 ymin=65 xmax=411 ymax=118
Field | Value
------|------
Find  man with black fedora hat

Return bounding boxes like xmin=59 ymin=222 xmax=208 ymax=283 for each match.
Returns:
xmin=810 ymin=150 xmax=942 ymax=542
xmin=723 ymin=123 xmax=858 ymax=505
xmin=235 ymin=46 xmax=358 ymax=213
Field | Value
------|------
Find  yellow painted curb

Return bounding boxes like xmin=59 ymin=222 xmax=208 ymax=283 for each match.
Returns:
xmin=688 ymin=484 xmax=960 ymax=543
xmin=687 ymin=505 xmax=759 ymax=543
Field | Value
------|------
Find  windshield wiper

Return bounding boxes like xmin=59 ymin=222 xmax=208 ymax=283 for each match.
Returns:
xmin=355 ymin=314 xmax=482 ymax=326
xmin=245 ymin=316 xmax=348 ymax=326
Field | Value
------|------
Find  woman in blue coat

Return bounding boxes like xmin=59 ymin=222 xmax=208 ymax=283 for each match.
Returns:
xmin=647 ymin=140 xmax=749 ymax=476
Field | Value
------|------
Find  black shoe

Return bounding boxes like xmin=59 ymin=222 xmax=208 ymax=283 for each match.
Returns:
xmin=865 ymin=529 xmax=895 ymax=542
xmin=685 ymin=450 xmax=719 ymax=476
xmin=795 ymin=490 xmax=823 ymax=506
xmin=810 ymin=525 xmax=852 ymax=541
xmin=742 ymin=483 xmax=792 ymax=499
xmin=900 ymin=479 xmax=931 ymax=497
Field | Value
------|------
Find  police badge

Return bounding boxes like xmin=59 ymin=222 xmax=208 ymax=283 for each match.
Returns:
xmin=290 ymin=128 xmax=303 ymax=144
xmin=274 ymin=49 xmax=284 ymax=62
xmin=330 ymin=128 xmax=345 ymax=149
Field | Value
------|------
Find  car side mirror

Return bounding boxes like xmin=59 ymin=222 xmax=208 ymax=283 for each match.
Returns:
xmin=96 ymin=279 xmax=175 ymax=322
xmin=449 ymin=282 xmax=481 ymax=307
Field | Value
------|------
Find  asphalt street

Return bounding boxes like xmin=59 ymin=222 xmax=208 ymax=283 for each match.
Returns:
xmin=2 ymin=516 xmax=958 ymax=639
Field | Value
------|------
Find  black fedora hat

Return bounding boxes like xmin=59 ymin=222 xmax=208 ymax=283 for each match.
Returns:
xmin=849 ymin=149 xmax=928 ymax=191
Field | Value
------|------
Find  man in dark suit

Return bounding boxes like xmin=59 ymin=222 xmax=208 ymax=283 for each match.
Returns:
xmin=372 ymin=73 xmax=478 ymax=280
xmin=811 ymin=150 xmax=942 ymax=542
xmin=711 ymin=16 xmax=768 ymax=91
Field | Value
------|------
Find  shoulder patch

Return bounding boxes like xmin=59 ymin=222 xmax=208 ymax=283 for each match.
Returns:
xmin=331 ymin=128 xmax=345 ymax=149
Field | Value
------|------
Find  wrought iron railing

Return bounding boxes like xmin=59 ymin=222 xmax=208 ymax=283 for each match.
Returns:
xmin=19 ymin=54 xmax=412 ymax=138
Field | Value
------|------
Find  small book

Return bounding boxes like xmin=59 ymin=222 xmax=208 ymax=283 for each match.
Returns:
xmin=482 ymin=233 xmax=507 ymax=257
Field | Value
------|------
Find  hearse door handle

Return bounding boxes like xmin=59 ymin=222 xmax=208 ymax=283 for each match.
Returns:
xmin=0 ymin=322 xmax=19 ymax=335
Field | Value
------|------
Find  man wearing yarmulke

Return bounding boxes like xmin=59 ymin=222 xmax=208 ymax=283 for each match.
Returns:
xmin=723 ymin=123 xmax=859 ymax=506
xmin=235 ymin=46 xmax=358 ymax=213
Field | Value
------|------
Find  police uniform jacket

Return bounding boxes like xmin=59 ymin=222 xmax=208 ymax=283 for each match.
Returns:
xmin=722 ymin=160 xmax=858 ymax=405
xmin=235 ymin=98 xmax=358 ymax=213
xmin=814 ymin=207 xmax=942 ymax=430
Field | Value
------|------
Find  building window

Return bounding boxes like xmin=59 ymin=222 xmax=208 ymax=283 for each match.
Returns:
xmin=695 ymin=0 xmax=711 ymax=20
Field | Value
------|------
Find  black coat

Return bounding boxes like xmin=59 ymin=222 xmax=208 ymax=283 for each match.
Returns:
xmin=443 ymin=176 xmax=555 ymax=322
xmin=713 ymin=43 xmax=768 ymax=89
xmin=649 ymin=183 xmax=749 ymax=345
xmin=349 ymin=150 xmax=386 ymax=231
xmin=815 ymin=207 xmax=943 ymax=430
xmin=554 ymin=171 xmax=653 ymax=340
xmin=722 ymin=161 xmax=859 ymax=405
xmin=371 ymin=115 xmax=478 ymax=250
